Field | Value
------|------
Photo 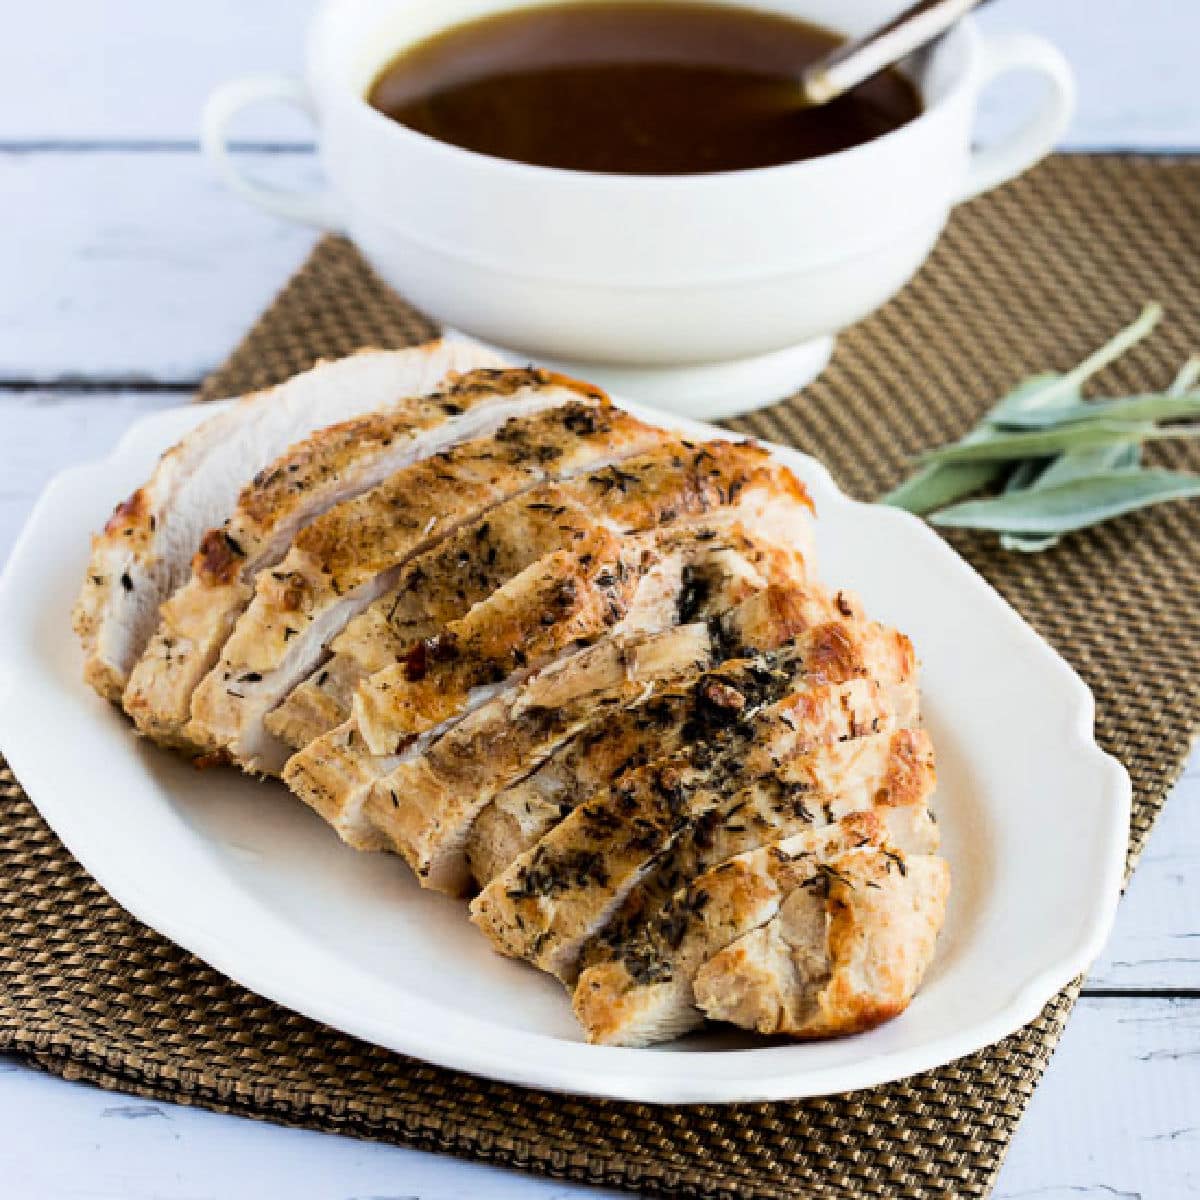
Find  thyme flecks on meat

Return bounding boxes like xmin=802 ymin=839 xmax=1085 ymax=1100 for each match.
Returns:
xmin=506 ymin=846 xmax=611 ymax=901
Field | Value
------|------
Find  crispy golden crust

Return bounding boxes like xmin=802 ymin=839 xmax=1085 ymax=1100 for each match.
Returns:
xmin=102 ymin=488 xmax=152 ymax=542
xmin=194 ymin=528 xmax=243 ymax=587
xmin=873 ymin=727 xmax=937 ymax=809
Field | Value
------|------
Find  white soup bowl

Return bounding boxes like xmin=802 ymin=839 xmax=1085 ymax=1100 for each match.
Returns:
xmin=203 ymin=0 xmax=1075 ymax=418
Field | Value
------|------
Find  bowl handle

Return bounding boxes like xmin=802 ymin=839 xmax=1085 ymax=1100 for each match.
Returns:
xmin=958 ymin=32 xmax=1076 ymax=202
xmin=201 ymin=75 xmax=344 ymax=230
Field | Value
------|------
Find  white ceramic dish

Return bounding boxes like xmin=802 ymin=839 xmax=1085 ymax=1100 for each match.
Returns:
xmin=202 ymin=0 xmax=1075 ymax=418
xmin=0 ymin=401 xmax=1129 ymax=1104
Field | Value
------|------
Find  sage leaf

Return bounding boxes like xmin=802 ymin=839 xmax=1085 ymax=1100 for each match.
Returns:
xmin=883 ymin=305 xmax=1169 ymax=517
xmin=993 ymin=391 xmax=1200 ymax=430
xmin=930 ymin=468 xmax=1200 ymax=535
xmin=1032 ymin=441 xmax=1141 ymax=490
xmin=918 ymin=420 xmax=1168 ymax=465
xmin=999 ymin=444 xmax=1141 ymax=552
xmin=886 ymin=303 xmax=1190 ymax=549
xmin=883 ymin=377 xmax=1073 ymax=514
xmin=882 ymin=462 xmax=999 ymax=515
xmin=1003 ymin=459 xmax=1050 ymax=493
xmin=999 ymin=345 xmax=1200 ymax=442
xmin=988 ymin=304 xmax=1162 ymax=420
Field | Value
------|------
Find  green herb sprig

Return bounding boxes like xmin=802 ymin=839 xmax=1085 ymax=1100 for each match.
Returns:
xmin=883 ymin=305 xmax=1200 ymax=552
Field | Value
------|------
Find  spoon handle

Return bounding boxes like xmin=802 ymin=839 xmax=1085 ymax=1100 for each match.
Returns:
xmin=801 ymin=0 xmax=990 ymax=105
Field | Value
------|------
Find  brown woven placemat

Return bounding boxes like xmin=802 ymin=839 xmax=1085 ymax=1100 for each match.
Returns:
xmin=2 ymin=153 xmax=1198 ymax=1198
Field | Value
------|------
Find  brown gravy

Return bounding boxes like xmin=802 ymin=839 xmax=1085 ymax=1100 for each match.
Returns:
xmin=367 ymin=2 xmax=923 ymax=175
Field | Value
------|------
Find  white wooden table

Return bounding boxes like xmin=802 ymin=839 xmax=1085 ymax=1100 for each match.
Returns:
xmin=1 ymin=3 xmax=1198 ymax=1196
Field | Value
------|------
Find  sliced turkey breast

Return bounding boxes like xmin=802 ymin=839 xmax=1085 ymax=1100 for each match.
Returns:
xmin=188 ymin=399 xmax=666 ymax=773
xmin=288 ymin=531 xmax=798 ymax=891
xmin=73 ymin=340 xmax=503 ymax=702
xmin=267 ymin=439 xmax=814 ymax=752
xmin=470 ymin=670 xmax=895 ymax=981
xmin=410 ymin=609 xmax=907 ymax=902
xmin=283 ymin=573 xmax=809 ymax=872
xmin=573 ymin=808 xmax=946 ymax=1046
xmin=73 ymin=331 xmax=945 ymax=1050
xmin=693 ymin=847 xmax=947 ymax=1040
xmin=466 ymin=586 xmax=868 ymax=888
xmin=123 ymin=366 xmax=583 ymax=748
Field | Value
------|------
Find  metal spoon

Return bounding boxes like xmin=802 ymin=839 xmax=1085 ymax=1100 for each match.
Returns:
xmin=800 ymin=0 xmax=990 ymax=106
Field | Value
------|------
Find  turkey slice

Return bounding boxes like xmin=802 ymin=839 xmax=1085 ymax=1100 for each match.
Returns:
xmin=693 ymin=836 xmax=947 ymax=1040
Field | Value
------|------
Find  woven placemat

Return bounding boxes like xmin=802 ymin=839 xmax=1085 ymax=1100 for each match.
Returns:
xmin=2 ymin=154 xmax=1198 ymax=1198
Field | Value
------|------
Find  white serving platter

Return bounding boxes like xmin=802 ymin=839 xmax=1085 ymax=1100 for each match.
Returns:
xmin=0 ymin=399 xmax=1129 ymax=1104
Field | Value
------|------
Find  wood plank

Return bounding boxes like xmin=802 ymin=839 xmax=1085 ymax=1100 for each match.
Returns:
xmin=0 ymin=996 xmax=1193 ymax=1199
xmin=0 ymin=153 xmax=317 ymax=383
xmin=994 ymin=997 xmax=1200 ymax=1198
xmin=1087 ymin=759 xmax=1200 ymax=992
xmin=0 ymin=1054 xmax=626 ymax=1200
xmin=1 ymin=0 xmax=1197 ymax=147
xmin=975 ymin=0 xmax=1200 ymax=151
xmin=0 ymin=0 xmax=306 ymax=143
